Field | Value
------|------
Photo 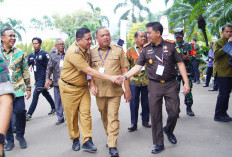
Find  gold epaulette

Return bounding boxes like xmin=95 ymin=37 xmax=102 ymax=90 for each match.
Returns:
xmin=165 ymin=39 xmax=175 ymax=44
xmin=143 ymin=42 xmax=151 ymax=48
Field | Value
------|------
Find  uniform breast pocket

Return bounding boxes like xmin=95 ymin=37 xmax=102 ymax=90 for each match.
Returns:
xmin=164 ymin=52 xmax=172 ymax=61
xmin=109 ymin=55 xmax=119 ymax=65
xmin=37 ymin=55 xmax=43 ymax=61
xmin=91 ymin=57 xmax=101 ymax=68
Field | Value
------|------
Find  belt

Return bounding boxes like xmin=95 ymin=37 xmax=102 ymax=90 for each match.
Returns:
xmin=61 ymin=79 xmax=87 ymax=87
xmin=150 ymin=77 xmax=176 ymax=83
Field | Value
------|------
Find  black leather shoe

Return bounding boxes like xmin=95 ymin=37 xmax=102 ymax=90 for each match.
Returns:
xmin=82 ymin=137 xmax=97 ymax=152
xmin=151 ymin=144 xmax=164 ymax=154
xmin=128 ymin=124 xmax=137 ymax=132
xmin=109 ymin=147 xmax=119 ymax=157
xmin=163 ymin=126 xmax=177 ymax=144
xmin=214 ymin=116 xmax=232 ymax=122
xmin=186 ymin=108 xmax=195 ymax=116
xmin=56 ymin=119 xmax=65 ymax=125
xmin=142 ymin=122 xmax=151 ymax=128
xmin=203 ymin=84 xmax=209 ymax=87
xmin=4 ymin=141 xmax=14 ymax=151
xmin=209 ymin=88 xmax=218 ymax=91
xmin=72 ymin=138 xmax=80 ymax=151
xmin=16 ymin=136 xmax=27 ymax=149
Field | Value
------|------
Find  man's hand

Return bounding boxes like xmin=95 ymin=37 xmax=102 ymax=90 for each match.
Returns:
xmin=228 ymin=37 xmax=232 ymax=42
xmin=110 ymin=75 xmax=124 ymax=85
xmin=183 ymin=54 xmax=189 ymax=60
xmin=90 ymin=81 xmax=98 ymax=96
xmin=25 ymin=91 xmax=31 ymax=100
xmin=124 ymin=88 xmax=131 ymax=103
xmin=45 ymin=80 xmax=52 ymax=88
xmin=183 ymin=83 xmax=190 ymax=95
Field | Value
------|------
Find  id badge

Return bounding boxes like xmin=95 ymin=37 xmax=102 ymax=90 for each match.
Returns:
xmin=9 ymin=69 xmax=13 ymax=81
xmin=34 ymin=65 xmax=37 ymax=72
xmin=60 ymin=60 xmax=64 ymax=68
xmin=141 ymin=66 xmax=145 ymax=71
xmin=99 ymin=67 xmax=105 ymax=74
xmin=156 ymin=65 xmax=164 ymax=76
xmin=87 ymin=75 xmax=91 ymax=80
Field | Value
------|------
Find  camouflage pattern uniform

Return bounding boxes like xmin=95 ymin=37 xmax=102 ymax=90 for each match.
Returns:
xmin=174 ymin=28 xmax=195 ymax=116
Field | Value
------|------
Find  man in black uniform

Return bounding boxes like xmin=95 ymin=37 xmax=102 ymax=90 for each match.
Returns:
xmin=26 ymin=37 xmax=56 ymax=120
xmin=124 ymin=22 xmax=190 ymax=154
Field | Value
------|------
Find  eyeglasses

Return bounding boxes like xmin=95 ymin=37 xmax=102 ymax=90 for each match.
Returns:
xmin=2 ymin=34 xmax=17 ymax=38
xmin=56 ymin=43 xmax=65 ymax=46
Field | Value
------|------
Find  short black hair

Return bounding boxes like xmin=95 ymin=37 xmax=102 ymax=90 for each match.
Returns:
xmin=134 ymin=31 xmax=146 ymax=38
xmin=222 ymin=24 xmax=232 ymax=31
xmin=1 ymin=28 xmax=13 ymax=36
xmin=210 ymin=42 xmax=214 ymax=45
xmin=32 ymin=37 xmax=42 ymax=44
xmin=192 ymin=38 xmax=197 ymax=42
xmin=76 ymin=28 xmax=91 ymax=39
xmin=146 ymin=22 xmax=163 ymax=35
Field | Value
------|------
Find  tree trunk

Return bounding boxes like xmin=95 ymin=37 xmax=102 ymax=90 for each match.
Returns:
xmin=201 ymin=27 xmax=208 ymax=46
xmin=197 ymin=15 xmax=208 ymax=46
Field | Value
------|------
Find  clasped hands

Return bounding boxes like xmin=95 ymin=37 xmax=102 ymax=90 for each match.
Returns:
xmin=111 ymin=75 xmax=125 ymax=85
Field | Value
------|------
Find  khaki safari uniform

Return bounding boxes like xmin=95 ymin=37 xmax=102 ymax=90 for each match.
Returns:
xmin=91 ymin=43 xmax=129 ymax=147
xmin=137 ymin=39 xmax=184 ymax=145
xmin=59 ymin=42 xmax=92 ymax=143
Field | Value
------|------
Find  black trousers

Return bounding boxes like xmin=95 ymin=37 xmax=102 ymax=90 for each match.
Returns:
xmin=6 ymin=96 xmax=26 ymax=142
xmin=148 ymin=80 xmax=179 ymax=145
xmin=214 ymin=77 xmax=232 ymax=118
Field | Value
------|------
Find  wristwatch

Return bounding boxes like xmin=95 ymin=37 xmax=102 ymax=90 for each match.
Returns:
xmin=0 ymin=133 xmax=5 ymax=144
xmin=124 ymin=75 xmax=128 ymax=80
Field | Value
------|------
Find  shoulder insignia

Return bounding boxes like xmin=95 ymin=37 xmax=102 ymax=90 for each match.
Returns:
xmin=143 ymin=42 xmax=151 ymax=48
xmin=165 ymin=39 xmax=175 ymax=44
xmin=75 ymin=48 xmax=80 ymax=54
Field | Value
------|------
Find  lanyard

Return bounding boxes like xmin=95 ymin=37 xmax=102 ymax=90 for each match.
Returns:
xmin=98 ymin=48 xmax=110 ymax=66
xmin=151 ymin=42 xmax=165 ymax=63
xmin=134 ymin=45 xmax=141 ymax=56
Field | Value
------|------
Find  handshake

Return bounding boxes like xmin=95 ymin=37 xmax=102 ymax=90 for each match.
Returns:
xmin=110 ymin=75 xmax=126 ymax=85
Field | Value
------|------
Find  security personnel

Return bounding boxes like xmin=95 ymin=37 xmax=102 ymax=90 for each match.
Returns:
xmin=174 ymin=28 xmax=195 ymax=116
xmin=124 ymin=22 xmax=190 ymax=154
xmin=90 ymin=27 xmax=131 ymax=157
xmin=26 ymin=37 xmax=56 ymax=120
xmin=59 ymin=28 xmax=122 ymax=153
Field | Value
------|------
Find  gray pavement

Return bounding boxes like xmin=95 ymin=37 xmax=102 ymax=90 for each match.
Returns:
xmin=5 ymin=81 xmax=232 ymax=157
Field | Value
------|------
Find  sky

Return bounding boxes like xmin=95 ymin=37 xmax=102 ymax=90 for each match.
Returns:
xmin=0 ymin=0 xmax=173 ymax=43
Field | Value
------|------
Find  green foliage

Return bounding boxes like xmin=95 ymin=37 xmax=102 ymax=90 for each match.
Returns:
xmin=199 ymin=46 xmax=210 ymax=56
xmin=30 ymin=16 xmax=54 ymax=31
xmin=114 ymin=0 xmax=151 ymax=24
xmin=127 ymin=21 xmax=148 ymax=48
xmin=16 ymin=39 xmax=55 ymax=55
xmin=0 ymin=18 xmax=26 ymax=41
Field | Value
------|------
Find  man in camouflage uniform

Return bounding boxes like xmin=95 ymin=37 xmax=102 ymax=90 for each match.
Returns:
xmin=174 ymin=28 xmax=195 ymax=116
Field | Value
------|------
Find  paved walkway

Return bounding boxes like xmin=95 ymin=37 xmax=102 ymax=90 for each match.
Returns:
xmin=5 ymin=81 xmax=232 ymax=157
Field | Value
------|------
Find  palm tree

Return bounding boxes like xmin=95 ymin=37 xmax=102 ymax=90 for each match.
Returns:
xmin=205 ymin=0 xmax=232 ymax=39
xmin=1 ymin=18 xmax=26 ymax=41
xmin=114 ymin=0 xmax=152 ymax=24
xmin=165 ymin=0 xmax=209 ymax=46
xmin=87 ymin=2 xmax=109 ymax=27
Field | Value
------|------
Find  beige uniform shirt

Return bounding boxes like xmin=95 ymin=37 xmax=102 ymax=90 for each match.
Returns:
xmin=91 ymin=43 xmax=129 ymax=97
xmin=60 ymin=42 xmax=90 ymax=86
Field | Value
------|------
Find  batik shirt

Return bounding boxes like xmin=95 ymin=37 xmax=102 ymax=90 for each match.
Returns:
xmin=46 ymin=52 xmax=65 ymax=86
xmin=126 ymin=45 xmax=148 ymax=86
xmin=0 ymin=56 xmax=14 ymax=96
xmin=0 ymin=46 xmax=31 ymax=97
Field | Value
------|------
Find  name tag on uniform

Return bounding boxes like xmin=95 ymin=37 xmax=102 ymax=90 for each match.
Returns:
xmin=99 ymin=67 xmax=105 ymax=73
xmin=9 ymin=69 xmax=13 ymax=81
xmin=156 ymin=65 xmax=164 ymax=76
xmin=87 ymin=75 xmax=91 ymax=80
xmin=60 ymin=60 xmax=64 ymax=68
xmin=38 ymin=55 xmax=42 ymax=60
xmin=34 ymin=65 xmax=37 ymax=72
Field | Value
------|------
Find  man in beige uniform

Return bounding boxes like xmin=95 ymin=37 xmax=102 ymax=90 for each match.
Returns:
xmin=90 ymin=27 xmax=131 ymax=157
xmin=59 ymin=28 xmax=123 ymax=153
